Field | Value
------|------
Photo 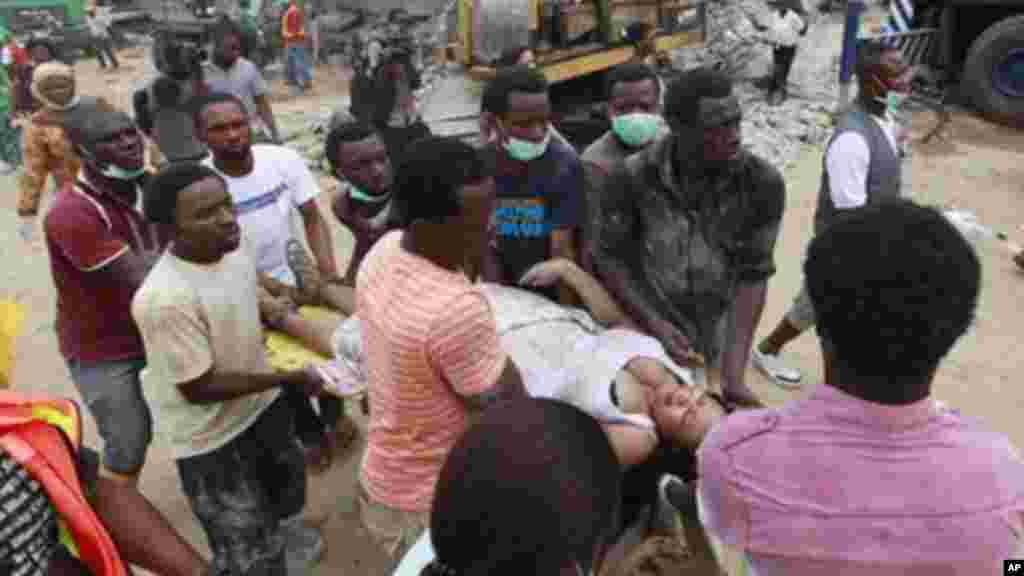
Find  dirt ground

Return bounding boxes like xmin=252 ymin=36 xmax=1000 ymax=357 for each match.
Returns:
xmin=2 ymin=45 xmax=1023 ymax=575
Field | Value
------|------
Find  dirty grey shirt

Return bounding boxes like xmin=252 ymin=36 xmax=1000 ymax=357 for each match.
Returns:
xmin=581 ymin=126 xmax=671 ymax=175
xmin=592 ymin=136 xmax=785 ymax=360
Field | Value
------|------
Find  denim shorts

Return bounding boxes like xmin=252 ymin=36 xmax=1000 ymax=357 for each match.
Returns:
xmin=66 ymin=357 xmax=151 ymax=475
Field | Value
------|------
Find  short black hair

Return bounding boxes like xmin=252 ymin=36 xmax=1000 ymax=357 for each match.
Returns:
xmin=213 ymin=17 xmax=242 ymax=44
xmin=805 ymin=200 xmax=980 ymax=402
xmin=481 ymin=65 xmax=548 ymax=116
xmin=664 ymin=67 xmax=733 ymax=126
xmin=391 ymin=136 xmax=486 ymax=227
xmin=324 ymin=114 xmax=378 ymax=173
xmin=25 ymin=37 xmax=56 ymax=58
xmin=144 ymin=163 xmax=226 ymax=225
xmin=191 ymin=91 xmax=246 ymax=129
xmin=427 ymin=399 xmax=621 ymax=576
xmin=605 ymin=63 xmax=660 ymax=100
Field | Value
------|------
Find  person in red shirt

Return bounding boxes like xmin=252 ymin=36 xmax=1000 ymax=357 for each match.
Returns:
xmin=281 ymin=0 xmax=311 ymax=95
xmin=43 ymin=99 xmax=165 ymax=487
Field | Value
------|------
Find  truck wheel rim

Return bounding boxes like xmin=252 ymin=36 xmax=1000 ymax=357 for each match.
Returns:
xmin=993 ymin=47 xmax=1024 ymax=99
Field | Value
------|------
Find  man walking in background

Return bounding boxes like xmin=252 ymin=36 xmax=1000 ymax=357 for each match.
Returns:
xmin=753 ymin=43 xmax=911 ymax=388
xmin=86 ymin=6 xmax=120 ymax=71
xmin=281 ymin=0 xmax=312 ymax=96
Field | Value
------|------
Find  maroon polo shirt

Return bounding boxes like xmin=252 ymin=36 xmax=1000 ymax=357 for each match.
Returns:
xmin=44 ymin=180 xmax=165 ymax=363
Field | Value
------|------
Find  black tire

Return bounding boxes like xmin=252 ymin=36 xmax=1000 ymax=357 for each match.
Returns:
xmin=962 ymin=14 xmax=1024 ymax=128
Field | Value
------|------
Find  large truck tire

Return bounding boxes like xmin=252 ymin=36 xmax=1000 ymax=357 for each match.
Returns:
xmin=962 ymin=14 xmax=1024 ymax=128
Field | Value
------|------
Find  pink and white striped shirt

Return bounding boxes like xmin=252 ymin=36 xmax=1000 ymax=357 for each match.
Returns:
xmin=356 ymin=232 xmax=507 ymax=512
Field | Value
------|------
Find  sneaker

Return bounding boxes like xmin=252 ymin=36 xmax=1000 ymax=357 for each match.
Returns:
xmin=650 ymin=474 xmax=686 ymax=540
xmin=751 ymin=349 xmax=802 ymax=389
xmin=281 ymin=516 xmax=325 ymax=571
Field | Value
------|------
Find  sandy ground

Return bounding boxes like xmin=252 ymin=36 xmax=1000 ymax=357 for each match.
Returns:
xmin=2 ymin=43 xmax=1024 ymax=575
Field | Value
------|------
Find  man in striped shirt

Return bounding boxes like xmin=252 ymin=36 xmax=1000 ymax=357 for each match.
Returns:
xmin=355 ymin=136 xmax=526 ymax=567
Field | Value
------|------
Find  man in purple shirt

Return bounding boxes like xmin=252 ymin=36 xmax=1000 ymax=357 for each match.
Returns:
xmin=694 ymin=200 xmax=1024 ymax=574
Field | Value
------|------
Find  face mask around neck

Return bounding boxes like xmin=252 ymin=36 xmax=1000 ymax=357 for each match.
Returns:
xmin=101 ymin=163 xmax=146 ymax=181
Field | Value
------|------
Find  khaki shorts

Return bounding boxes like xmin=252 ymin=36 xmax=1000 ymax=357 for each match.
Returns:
xmin=358 ymin=486 xmax=430 ymax=562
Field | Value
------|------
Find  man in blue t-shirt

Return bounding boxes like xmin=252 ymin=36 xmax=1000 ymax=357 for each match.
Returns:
xmin=479 ymin=66 xmax=584 ymax=305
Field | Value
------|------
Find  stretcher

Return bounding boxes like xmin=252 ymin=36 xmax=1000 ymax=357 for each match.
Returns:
xmin=263 ymin=305 xmax=366 ymax=399
xmin=0 ymin=300 xmax=24 ymax=390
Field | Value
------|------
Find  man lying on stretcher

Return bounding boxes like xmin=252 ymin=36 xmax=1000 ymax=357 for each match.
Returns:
xmin=258 ymin=253 xmax=727 ymax=463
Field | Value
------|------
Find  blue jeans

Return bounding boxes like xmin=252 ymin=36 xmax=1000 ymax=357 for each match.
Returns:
xmin=285 ymin=44 xmax=311 ymax=88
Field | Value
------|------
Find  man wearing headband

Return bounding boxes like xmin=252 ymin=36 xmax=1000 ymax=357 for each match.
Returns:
xmin=591 ymin=67 xmax=785 ymax=408
xmin=16 ymin=62 xmax=83 ymax=243
xmin=43 ymin=101 xmax=165 ymax=487
xmin=754 ymin=42 xmax=910 ymax=388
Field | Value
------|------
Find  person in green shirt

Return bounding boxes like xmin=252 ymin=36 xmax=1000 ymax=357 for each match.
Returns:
xmin=0 ymin=26 xmax=21 ymax=173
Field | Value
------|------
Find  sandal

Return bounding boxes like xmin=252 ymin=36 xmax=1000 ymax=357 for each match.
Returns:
xmin=286 ymin=239 xmax=322 ymax=306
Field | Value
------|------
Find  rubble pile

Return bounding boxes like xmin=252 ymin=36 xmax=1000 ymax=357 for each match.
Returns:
xmin=671 ymin=0 xmax=846 ymax=169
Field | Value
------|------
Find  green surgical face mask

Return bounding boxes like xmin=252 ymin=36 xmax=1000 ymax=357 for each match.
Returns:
xmin=101 ymin=164 xmax=146 ymax=181
xmin=503 ymin=129 xmax=551 ymax=162
xmin=611 ymin=112 xmax=661 ymax=148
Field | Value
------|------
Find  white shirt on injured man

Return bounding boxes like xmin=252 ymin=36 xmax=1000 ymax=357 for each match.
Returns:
xmin=330 ymin=283 xmax=695 ymax=429
xmin=203 ymin=144 xmax=319 ymax=285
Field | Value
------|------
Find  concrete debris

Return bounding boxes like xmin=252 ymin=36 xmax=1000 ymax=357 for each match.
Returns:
xmin=280 ymin=0 xmax=855 ymax=172
xmin=671 ymin=0 xmax=847 ymax=169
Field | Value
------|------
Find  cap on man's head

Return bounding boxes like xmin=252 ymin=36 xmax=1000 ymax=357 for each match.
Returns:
xmin=31 ymin=61 xmax=78 ymax=112
xmin=62 ymin=99 xmax=133 ymax=151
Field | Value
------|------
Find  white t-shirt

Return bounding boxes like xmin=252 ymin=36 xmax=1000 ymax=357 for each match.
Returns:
xmin=132 ymin=242 xmax=280 ymax=459
xmin=393 ymin=531 xmax=434 ymax=576
xmin=203 ymin=58 xmax=271 ymax=135
xmin=204 ymin=144 xmax=319 ymax=285
xmin=825 ymin=112 xmax=900 ymax=209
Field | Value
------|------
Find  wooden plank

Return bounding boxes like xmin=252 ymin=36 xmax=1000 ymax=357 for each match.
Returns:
xmin=542 ymin=45 xmax=636 ymax=83
xmin=652 ymin=28 xmax=703 ymax=51
xmin=457 ymin=0 xmax=472 ymax=65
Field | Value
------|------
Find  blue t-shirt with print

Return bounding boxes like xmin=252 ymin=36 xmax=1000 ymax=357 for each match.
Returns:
xmin=490 ymin=137 xmax=582 ymax=299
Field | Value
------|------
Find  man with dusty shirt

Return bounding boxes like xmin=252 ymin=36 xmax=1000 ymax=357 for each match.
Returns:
xmin=592 ymin=68 xmax=786 ymax=408
xmin=478 ymin=66 xmax=584 ymax=305
xmin=133 ymin=164 xmax=327 ymax=575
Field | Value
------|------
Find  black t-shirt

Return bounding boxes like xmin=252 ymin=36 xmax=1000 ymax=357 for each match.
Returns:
xmin=489 ymin=137 xmax=584 ymax=300
xmin=0 ymin=444 xmax=101 ymax=576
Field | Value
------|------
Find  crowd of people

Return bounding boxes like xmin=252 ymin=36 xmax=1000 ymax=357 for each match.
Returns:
xmin=0 ymin=8 xmax=1022 ymax=576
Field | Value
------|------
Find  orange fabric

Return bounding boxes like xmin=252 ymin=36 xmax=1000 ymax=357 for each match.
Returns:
xmin=281 ymin=5 xmax=305 ymax=43
xmin=0 ymin=392 xmax=128 ymax=576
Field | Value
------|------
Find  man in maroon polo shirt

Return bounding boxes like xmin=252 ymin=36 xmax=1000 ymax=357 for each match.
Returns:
xmin=43 ymin=100 xmax=165 ymax=486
